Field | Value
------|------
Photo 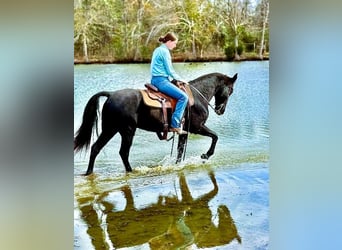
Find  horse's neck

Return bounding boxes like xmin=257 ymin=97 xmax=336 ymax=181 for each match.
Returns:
xmin=193 ymin=81 xmax=217 ymax=101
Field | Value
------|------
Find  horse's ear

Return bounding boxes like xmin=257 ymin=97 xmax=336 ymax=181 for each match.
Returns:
xmin=232 ymin=73 xmax=238 ymax=83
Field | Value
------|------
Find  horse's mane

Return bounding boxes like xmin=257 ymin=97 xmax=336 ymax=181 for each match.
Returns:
xmin=191 ymin=73 xmax=226 ymax=84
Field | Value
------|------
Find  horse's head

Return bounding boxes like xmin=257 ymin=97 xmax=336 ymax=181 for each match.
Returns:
xmin=214 ymin=73 xmax=237 ymax=115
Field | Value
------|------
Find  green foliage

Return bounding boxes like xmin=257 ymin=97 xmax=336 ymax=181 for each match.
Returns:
xmin=237 ymin=44 xmax=244 ymax=55
xmin=140 ymin=45 xmax=153 ymax=61
xmin=74 ymin=0 xmax=269 ymax=62
xmin=225 ymin=43 xmax=244 ymax=60
xmin=233 ymin=25 xmax=257 ymax=53
xmin=224 ymin=45 xmax=235 ymax=60
xmin=244 ymin=42 xmax=255 ymax=52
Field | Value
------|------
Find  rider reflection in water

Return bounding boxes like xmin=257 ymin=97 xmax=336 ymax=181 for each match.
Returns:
xmin=150 ymin=32 xmax=189 ymax=135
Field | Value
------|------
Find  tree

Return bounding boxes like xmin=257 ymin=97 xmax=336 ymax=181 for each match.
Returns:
xmin=73 ymin=0 xmax=269 ymax=62
xmin=258 ymin=0 xmax=269 ymax=59
xmin=213 ymin=0 xmax=252 ymax=60
xmin=171 ymin=0 xmax=219 ymax=59
xmin=74 ymin=0 xmax=115 ymax=62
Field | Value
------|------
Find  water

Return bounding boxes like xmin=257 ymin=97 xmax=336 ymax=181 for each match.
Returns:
xmin=74 ymin=61 xmax=269 ymax=249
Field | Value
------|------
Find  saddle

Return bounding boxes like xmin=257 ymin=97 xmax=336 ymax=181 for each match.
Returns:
xmin=140 ymin=82 xmax=194 ymax=140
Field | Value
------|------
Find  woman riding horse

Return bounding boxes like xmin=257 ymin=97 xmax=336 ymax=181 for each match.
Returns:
xmin=74 ymin=72 xmax=237 ymax=175
xmin=150 ymin=32 xmax=188 ymax=135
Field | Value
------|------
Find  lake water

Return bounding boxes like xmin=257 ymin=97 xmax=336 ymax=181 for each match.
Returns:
xmin=74 ymin=61 xmax=269 ymax=249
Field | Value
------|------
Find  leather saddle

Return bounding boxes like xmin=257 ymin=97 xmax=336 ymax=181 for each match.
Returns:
xmin=140 ymin=83 xmax=194 ymax=140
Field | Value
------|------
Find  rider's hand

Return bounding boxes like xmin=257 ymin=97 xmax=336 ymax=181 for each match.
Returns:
xmin=180 ymin=80 xmax=189 ymax=86
xmin=171 ymin=79 xmax=178 ymax=85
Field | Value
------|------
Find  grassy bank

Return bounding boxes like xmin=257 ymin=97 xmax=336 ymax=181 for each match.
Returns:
xmin=74 ymin=52 xmax=269 ymax=65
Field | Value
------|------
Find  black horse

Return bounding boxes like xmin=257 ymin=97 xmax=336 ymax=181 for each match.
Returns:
xmin=74 ymin=72 xmax=237 ymax=175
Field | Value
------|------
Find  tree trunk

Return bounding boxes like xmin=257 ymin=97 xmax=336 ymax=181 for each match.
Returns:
xmin=134 ymin=0 xmax=143 ymax=61
xmin=234 ymin=34 xmax=240 ymax=60
xmin=192 ymin=31 xmax=196 ymax=57
xmin=82 ymin=34 xmax=89 ymax=62
xmin=259 ymin=1 xmax=269 ymax=60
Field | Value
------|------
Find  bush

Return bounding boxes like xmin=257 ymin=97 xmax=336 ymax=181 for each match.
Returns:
xmin=225 ymin=44 xmax=244 ymax=60
xmin=237 ymin=44 xmax=244 ymax=55
xmin=224 ymin=45 xmax=235 ymax=60
xmin=244 ymin=43 xmax=255 ymax=52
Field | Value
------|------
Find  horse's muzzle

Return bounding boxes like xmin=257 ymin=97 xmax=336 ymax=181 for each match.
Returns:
xmin=215 ymin=104 xmax=226 ymax=115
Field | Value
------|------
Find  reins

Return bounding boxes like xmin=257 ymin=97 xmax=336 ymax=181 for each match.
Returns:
xmin=189 ymin=85 xmax=218 ymax=114
xmin=183 ymin=105 xmax=191 ymax=161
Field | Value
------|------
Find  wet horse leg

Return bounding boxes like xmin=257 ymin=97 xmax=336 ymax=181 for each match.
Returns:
xmin=197 ymin=125 xmax=218 ymax=160
xmin=119 ymin=130 xmax=135 ymax=172
xmin=176 ymin=134 xmax=188 ymax=163
xmin=85 ymin=130 xmax=116 ymax=175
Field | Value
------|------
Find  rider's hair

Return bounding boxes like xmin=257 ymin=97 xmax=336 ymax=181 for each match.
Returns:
xmin=158 ymin=32 xmax=178 ymax=43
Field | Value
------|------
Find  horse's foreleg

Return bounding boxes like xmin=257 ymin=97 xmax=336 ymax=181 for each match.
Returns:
xmin=85 ymin=131 xmax=116 ymax=175
xmin=198 ymin=171 xmax=218 ymax=201
xmin=197 ymin=125 xmax=218 ymax=160
xmin=176 ymin=134 xmax=188 ymax=163
xmin=119 ymin=131 xmax=135 ymax=172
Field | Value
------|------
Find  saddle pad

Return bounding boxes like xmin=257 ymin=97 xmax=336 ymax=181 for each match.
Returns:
xmin=184 ymin=84 xmax=194 ymax=106
xmin=140 ymin=90 xmax=174 ymax=108
xmin=140 ymin=84 xmax=194 ymax=108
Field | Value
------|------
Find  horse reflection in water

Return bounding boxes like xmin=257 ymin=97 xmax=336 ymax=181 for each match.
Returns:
xmin=76 ymin=171 xmax=241 ymax=249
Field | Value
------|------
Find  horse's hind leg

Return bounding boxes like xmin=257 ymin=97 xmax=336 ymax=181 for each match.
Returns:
xmin=85 ymin=130 xmax=116 ymax=175
xmin=119 ymin=130 xmax=135 ymax=172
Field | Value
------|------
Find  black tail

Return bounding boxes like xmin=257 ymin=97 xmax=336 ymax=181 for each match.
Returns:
xmin=74 ymin=91 xmax=112 ymax=152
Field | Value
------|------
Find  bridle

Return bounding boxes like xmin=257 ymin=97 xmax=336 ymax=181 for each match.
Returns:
xmin=189 ymin=85 xmax=233 ymax=115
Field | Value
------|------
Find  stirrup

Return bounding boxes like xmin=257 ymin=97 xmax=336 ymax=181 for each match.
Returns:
xmin=169 ymin=127 xmax=187 ymax=135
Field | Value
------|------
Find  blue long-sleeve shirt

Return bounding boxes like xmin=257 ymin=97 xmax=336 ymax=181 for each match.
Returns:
xmin=150 ymin=44 xmax=182 ymax=81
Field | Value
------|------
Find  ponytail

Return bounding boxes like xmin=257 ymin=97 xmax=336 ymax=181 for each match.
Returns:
xmin=158 ymin=36 xmax=165 ymax=43
xmin=158 ymin=32 xmax=177 ymax=43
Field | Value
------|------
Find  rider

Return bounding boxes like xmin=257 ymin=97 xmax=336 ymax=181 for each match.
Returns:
xmin=150 ymin=32 xmax=189 ymax=135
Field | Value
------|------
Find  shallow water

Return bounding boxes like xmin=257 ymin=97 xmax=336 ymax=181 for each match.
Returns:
xmin=74 ymin=61 xmax=269 ymax=249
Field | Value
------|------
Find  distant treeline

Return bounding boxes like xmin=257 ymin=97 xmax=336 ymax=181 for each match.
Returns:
xmin=74 ymin=0 xmax=269 ymax=63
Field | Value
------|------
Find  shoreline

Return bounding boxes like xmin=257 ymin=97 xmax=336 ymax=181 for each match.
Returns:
xmin=74 ymin=55 xmax=269 ymax=65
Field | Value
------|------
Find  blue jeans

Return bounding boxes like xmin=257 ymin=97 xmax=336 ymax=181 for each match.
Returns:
xmin=151 ymin=76 xmax=189 ymax=128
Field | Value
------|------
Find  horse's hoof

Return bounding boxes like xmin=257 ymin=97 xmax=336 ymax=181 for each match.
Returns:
xmin=201 ymin=154 xmax=209 ymax=159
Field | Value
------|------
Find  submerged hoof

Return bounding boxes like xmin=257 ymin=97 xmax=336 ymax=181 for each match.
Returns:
xmin=201 ymin=154 xmax=209 ymax=159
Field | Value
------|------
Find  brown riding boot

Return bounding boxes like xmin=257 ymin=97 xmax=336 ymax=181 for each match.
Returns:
xmin=169 ymin=127 xmax=188 ymax=135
